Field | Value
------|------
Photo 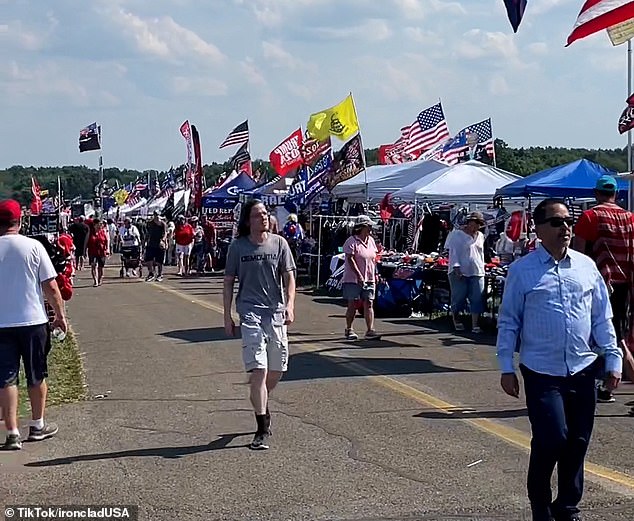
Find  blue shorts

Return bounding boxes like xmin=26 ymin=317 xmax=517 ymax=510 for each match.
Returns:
xmin=448 ymin=272 xmax=484 ymax=314
xmin=0 ymin=324 xmax=50 ymax=388
xmin=342 ymin=282 xmax=375 ymax=302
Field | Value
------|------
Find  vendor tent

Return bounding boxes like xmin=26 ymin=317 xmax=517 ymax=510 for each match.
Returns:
xmin=202 ymin=172 xmax=256 ymax=209
xmin=495 ymin=159 xmax=625 ymax=198
xmin=332 ymin=159 xmax=448 ymax=201
xmin=393 ymin=160 xmax=520 ymax=203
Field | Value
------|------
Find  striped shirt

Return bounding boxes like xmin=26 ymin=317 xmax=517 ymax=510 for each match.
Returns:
xmin=574 ymin=203 xmax=634 ymax=285
xmin=496 ymin=247 xmax=622 ymax=377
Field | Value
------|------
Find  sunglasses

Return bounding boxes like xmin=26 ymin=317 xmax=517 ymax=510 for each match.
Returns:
xmin=537 ymin=217 xmax=574 ymax=228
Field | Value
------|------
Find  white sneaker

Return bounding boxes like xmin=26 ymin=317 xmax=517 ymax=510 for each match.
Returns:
xmin=345 ymin=329 xmax=359 ymax=341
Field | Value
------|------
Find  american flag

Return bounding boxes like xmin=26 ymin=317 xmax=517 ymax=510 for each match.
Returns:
xmin=398 ymin=203 xmax=414 ymax=219
xmin=440 ymin=118 xmax=495 ymax=165
xmin=219 ymin=120 xmax=249 ymax=149
xmin=229 ymin=142 xmax=251 ymax=171
xmin=403 ymin=103 xmax=450 ymax=158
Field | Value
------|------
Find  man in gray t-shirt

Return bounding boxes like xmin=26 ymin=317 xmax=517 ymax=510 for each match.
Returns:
xmin=223 ymin=200 xmax=296 ymax=451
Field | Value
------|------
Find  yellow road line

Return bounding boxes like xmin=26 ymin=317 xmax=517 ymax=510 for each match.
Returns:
xmin=153 ymin=282 xmax=634 ymax=491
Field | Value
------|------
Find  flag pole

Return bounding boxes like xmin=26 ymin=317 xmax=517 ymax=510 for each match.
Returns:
xmin=349 ymin=92 xmax=368 ymax=206
xmin=627 ymin=38 xmax=634 ymax=212
xmin=491 ymin=118 xmax=497 ymax=168
xmin=99 ymin=125 xmax=104 ymax=214
xmin=57 ymin=176 xmax=62 ymax=231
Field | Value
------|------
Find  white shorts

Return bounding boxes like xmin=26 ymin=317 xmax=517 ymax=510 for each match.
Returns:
xmin=176 ymin=243 xmax=193 ymax=256
xmin=240 ymin=311 xmax=289 ymax=372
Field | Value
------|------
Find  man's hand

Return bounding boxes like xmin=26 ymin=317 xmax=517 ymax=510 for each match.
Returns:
xmin=453 ymin=266 xmax=462 ymax=277
xmin=224 ymin=317 xmax=236 ymax=337
xmin=501 ymin=373 xmax=520 ymax=398
xmin=52 ymin=315 xmax=68 ymax=334
xmin=285 ymin=306 xmax=295 ymax=326
xmin=604 ymin=372 xmax=621 ymax=392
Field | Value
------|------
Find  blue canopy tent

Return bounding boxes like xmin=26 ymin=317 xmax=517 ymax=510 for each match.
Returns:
xmin=495 ymin=159 xmax=626 ymax=198
xmin=202 ymin=172 xmax=257 ymax=210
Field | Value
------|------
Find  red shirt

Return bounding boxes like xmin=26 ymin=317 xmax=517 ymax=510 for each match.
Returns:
xmin=575 ymin=203 xmax=634 ymax=284
xmin=87 ymin=229 xmax=108 ymax=257
xmin=174 ymin=224 xmax=195 ymax=246
xmin=203 ymin=222 xmax=216 ymax=245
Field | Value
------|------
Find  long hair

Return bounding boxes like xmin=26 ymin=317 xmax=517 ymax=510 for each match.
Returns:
xmin=237 ymin=199 xmax=265 ymax=238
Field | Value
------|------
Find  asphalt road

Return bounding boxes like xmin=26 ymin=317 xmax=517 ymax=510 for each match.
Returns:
xmin=2 ymin=265 xmax=634 ymax=521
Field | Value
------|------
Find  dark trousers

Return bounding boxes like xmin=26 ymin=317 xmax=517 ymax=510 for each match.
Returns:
xmin=520 ymin=363 xmax=597 ymax=520
xmin=610 ymin=283 xmax=629 ymax=343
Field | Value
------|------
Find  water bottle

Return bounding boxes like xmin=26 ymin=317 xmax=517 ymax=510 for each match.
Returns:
xmin=52 ymin=328 xmax=66 ymax=342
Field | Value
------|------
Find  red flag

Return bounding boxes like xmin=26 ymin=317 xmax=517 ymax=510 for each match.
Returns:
xmin=180 ymin=120 xmax=194 ymax=188
xmin=379 ymin=193 xmax=393 ymax=223
xmin=269 ymin=128 xmax=304 ymax=176
xmin=378 ymin=140 xmax=408 ymax=165
xmin=30 ymin=176 xmax=42 ymax=215
xmin=191 ymin=125 xmax=204 ymax=211
xmin=567 ymin=0 xmax=634 ymax=46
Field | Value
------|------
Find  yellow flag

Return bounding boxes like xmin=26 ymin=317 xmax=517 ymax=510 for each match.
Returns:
xmin=114 ymin=189 xmax=129 ymax=206
xmin=306 ymin=94 xmax=359 ymax=142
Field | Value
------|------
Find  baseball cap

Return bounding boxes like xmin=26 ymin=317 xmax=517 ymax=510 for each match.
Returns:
xmin=595 ymin=175 xmax=617 ymax=192
xmin=356 ymin=215 xmax=377 ymax=227
xmin=0 ymin=199 xmax=22 ymax=223
xmin=466 ymin=211 xmax=485 ymax=224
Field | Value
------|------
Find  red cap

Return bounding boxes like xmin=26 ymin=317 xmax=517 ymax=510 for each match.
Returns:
xmin=0 ymin=199 xmax=22 ymax=222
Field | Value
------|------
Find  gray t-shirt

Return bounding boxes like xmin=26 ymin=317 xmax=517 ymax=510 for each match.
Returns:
xmin=225 ymin=234 xmax=296 ymax=316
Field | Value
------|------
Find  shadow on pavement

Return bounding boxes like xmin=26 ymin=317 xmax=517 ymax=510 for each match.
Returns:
xmin=414 ymin=407 xmax=528 ymax=420
xmin=25 ymin=432 xmax=253 ymax=467
xmin=160 ymin=327 xmax=241 ymax=343
xmin=284 ymin=350 xmax=475 ymax=382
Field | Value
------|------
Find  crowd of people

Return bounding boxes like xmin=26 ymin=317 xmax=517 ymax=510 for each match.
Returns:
xmin=65 ymin=212 xmax=220 ymax=285
xmin=2 ymin=175 xmax=634 ymax=520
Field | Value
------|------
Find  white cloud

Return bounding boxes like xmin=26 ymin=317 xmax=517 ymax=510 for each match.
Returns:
xmin=527 ymin=42 xmax=549 ymax=56
xmin=311 ymin=19 xmax=392 ymax=42
xmin=489 ymin=75 xmax=510 ymax=96
xmin=105 ymin=8 xmax=225 ymax=64
xmin=240 ymin=58 xmax=267 ymax=86
xmin=262 ymin=41 xmax=301 ymax=69
xmin=0 ymin=21 xmax=47 ymax=51
xmin=404 ymin=27 xmax=443 ymax=46
xmin=171 ymin=76 xmax=227 ymax=96
xmin=456 ymin=29 xmax=520 ymax=62
xmin=287 ymin=82 xmax=316 ymax=100
xmin=530 ymin=0 xmax=578 ymax=16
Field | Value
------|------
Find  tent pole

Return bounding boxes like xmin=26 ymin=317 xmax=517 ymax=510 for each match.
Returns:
xmin=316 ymin=215 xmax=323 ymax=289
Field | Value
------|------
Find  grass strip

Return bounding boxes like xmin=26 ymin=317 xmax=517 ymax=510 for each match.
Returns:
xmin=17 ymin=328 xmax=86 ymax=417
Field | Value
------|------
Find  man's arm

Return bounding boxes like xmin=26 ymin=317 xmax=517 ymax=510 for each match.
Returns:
xmin=223 ymin=275 xmax=236 ymax=336
xmin=591 ymin=270 xmax=622 ymax=381
xmin=496 ymin=265 xmax=525 ymax=397
xmin=41 ymin=278 xmax=68 ymax=333
xmin=282 ymin=270 xmax=296 ymax=325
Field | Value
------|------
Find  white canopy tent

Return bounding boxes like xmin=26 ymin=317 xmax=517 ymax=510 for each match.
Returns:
xmin=331 ymin=159 xmax=448 ymax=202
xmin=392 ymin=160 xmax=520 ymax=203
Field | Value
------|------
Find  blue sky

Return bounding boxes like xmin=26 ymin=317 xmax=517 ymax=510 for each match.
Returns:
xmin=0 ymin=0 xmax=630 ymax=171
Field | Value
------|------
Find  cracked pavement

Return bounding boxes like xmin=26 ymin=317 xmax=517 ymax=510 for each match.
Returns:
xmin=1 ymin=267 xmax=633 ymax=521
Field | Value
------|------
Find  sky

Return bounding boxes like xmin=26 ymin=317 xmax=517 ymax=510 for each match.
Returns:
xmin=0 ymin=0 xmax=631 ymax=171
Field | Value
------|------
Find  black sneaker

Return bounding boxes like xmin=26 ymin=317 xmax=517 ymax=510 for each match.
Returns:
xmin=2 ymin=434 xmax=22 ymax=450
xmin=250 ymin=432 xmax=270 ymax=450
xmin=27 ymin=422 xmax=59 ymax=442
xmin=597 ymin=389 xmax=616 ymax=403
xmin=145 ymin=273 xmax=155 ymax=282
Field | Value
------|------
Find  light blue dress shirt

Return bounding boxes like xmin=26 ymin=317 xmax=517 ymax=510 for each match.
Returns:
xmin=496 ymin=247 xmax=623 ymax=377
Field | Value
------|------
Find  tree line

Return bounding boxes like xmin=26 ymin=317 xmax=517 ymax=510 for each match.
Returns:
xmin=0 ymin=140 xmax=629 ymax=204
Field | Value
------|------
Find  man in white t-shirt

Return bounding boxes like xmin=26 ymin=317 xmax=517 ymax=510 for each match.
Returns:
xmin=444 ymin=211 xmax=486 ymax=333
xmin=0 ymin=199 xmax=67 ymax=450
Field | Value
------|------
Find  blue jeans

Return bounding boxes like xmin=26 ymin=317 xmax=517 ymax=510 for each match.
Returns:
xmin=448 ymin=272 xmax=484 ymax=314
xmin=520 ymin=363 xmax=597 ymax=520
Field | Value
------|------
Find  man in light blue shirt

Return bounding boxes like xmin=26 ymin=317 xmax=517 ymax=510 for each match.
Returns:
xmin=496 ymin=198 xmax=622 ymax=521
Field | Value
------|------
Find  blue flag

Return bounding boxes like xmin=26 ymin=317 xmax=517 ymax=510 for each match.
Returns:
xmin=503 ymin=0 xmax=527 ymax=33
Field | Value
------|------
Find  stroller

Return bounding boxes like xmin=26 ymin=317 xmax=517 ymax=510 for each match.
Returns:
xmin=119 ymin=244 xmax=142 ymax=278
